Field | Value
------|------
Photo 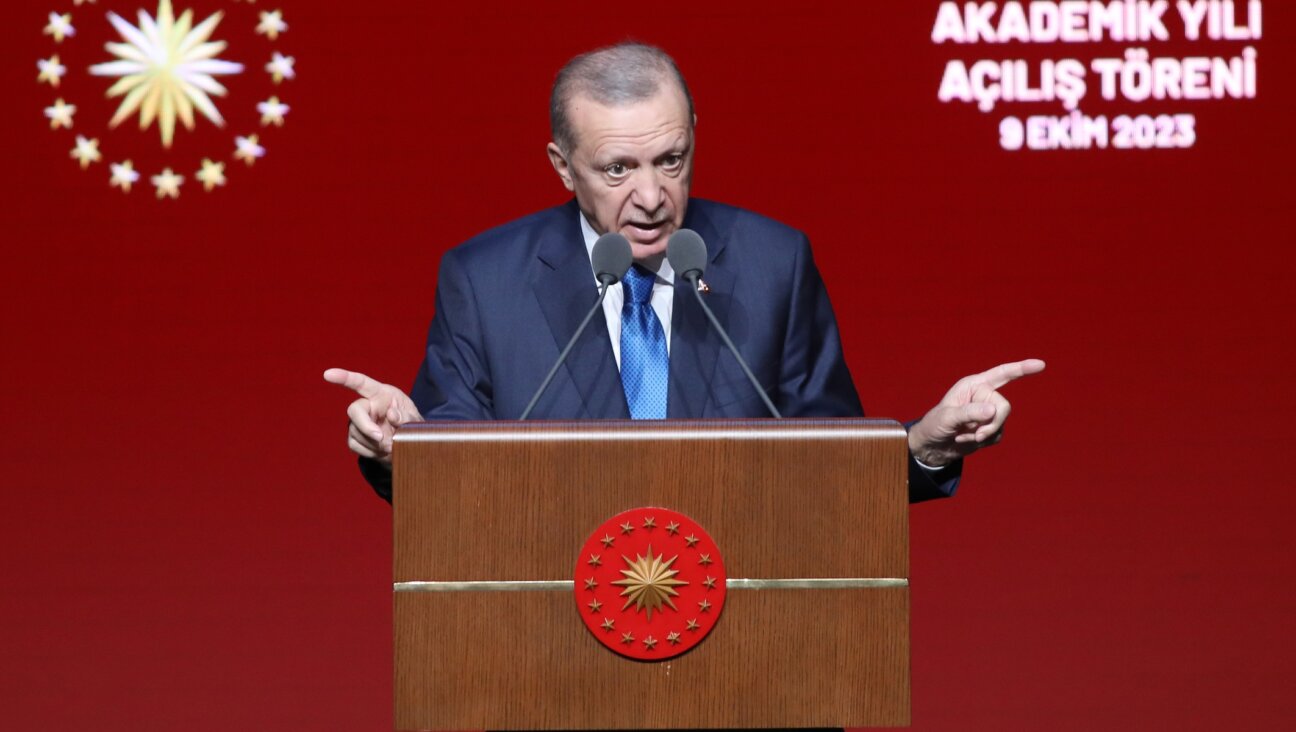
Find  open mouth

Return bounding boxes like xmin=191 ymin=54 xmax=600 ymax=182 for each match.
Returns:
xmin=625 ymin=220 xmax=668 ymax=237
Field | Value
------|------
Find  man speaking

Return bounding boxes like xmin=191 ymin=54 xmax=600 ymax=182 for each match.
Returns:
xmin=325 ymin=42 xmax=1043 ymax=502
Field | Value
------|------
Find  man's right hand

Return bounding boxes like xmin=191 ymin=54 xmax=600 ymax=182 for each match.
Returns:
xmin=323 ymin=368 xmax=422 ymax=466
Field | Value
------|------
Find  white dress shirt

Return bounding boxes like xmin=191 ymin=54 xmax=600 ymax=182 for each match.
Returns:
xmin=580 ymin=212 xmax=675 ymax=369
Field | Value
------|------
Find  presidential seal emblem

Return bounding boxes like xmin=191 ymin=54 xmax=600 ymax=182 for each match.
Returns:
xmin=573 ymin=507 xmax=727 ymax=661
xmin=33 ymin=0 xmax=297 ymax=199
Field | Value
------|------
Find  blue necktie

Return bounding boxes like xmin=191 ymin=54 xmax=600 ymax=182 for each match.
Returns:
xmin=620 ymin=264 xmax=668 ymax=419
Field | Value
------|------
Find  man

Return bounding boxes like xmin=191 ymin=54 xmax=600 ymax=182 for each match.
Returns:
xmin=325 ymin=42 xmax=1043 ymax=502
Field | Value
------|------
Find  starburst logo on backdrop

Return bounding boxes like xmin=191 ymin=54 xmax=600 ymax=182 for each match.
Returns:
xmin=35 ymin=0 xmax=296 ymax=199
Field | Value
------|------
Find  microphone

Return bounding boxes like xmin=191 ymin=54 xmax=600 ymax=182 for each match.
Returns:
xmin=667 ymin=229 xmax=782 ymax=419
xmin=519 ymin=232 xmax=632 ymax=420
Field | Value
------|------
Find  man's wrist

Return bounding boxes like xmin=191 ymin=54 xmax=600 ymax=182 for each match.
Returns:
xmin=914 ymin=455 xmax=950 ymax=471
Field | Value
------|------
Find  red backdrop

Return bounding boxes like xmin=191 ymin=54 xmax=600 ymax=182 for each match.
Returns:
xmin=3 ymin=1 xmax=1293 ymax=729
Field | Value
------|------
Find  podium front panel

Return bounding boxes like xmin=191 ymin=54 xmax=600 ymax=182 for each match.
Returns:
xmin=393 ymin=419 xmax=910 ymax=730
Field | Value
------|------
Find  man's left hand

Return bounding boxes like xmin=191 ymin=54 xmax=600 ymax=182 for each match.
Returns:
xmin=907 ymin=359 xmax=1046 ymax=468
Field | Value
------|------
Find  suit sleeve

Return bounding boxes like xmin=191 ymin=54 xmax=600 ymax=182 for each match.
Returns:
xmin=780 ymin=234 xmax=961 ymax=503
xmin=360 ymin=246 xmax=496 ymax=503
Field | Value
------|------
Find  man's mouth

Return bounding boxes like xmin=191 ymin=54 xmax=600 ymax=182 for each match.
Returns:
xmin=625 ymin=220 xmax=668 ymax=236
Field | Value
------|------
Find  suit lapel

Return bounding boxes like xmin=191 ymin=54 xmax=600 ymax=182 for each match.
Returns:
xmin=532 ymin=203 xmax=629 ymax=419
xmin=668 ymin=202 xmax=733 ymax=418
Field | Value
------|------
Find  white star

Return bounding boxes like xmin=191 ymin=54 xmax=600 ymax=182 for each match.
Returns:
xmin=109 ymin=160 xmax=141 ymax=192
xmin=70 ymin=135 xmax=102 ymax=169
xmin=195 ymin=158 xmax=227 ymax=191
xmin=266 ymin=52 xmax=296 ymax=84
xmin=151 ymin=167 xmax=184 ymax=199
xmin=45 ymin=99 xmax=76 ymax=129
xmin=257 ymin=96 xmax=289 ymax=126
xmin=44 ymin=13 xmax=75 ymax=43
xmin=256 ymin=10 xmax=287 ymax=40
xmin=37 ymin=55 xmax=67 ymax=87
xmin=234 ymin=134 xmax=265 ymax=165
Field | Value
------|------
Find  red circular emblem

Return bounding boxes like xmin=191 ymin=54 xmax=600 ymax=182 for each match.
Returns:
xmin=574 ymin=507 xmax=726 ymax=661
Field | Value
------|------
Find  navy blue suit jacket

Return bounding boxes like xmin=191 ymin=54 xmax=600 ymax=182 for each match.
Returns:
xmin=362 ymin=198 xmax=960 ymax=501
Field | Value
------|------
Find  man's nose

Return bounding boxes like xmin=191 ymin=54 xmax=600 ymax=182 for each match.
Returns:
xmin=629 ymin=169 xmax=664 ymax=213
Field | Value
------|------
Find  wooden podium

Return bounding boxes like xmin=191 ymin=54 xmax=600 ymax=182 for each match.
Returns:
xmin=392 ymin=419 xmax=910 ymax=730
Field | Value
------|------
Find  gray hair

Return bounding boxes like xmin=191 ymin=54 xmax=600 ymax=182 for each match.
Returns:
xmin=550 ymin=42 xmax=695 ymax=156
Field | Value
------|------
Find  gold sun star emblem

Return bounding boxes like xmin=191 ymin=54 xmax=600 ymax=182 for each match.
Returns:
xmin=89 ymin=0 xmax=245 ymax=148
xmin=610 ymin=546 xmax=689 ymax=620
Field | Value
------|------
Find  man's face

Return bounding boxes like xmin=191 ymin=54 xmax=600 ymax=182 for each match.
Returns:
xmin=547 ymin=86 xmax=694 ymax=261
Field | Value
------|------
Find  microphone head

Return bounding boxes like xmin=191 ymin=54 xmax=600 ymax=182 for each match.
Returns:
xmin=591 ymin=233 xmax=632 ymax=285
xmin=667 ymin=229 xmax=707 ymax=280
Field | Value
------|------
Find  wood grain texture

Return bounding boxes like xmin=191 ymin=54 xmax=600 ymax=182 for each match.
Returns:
xmin=392 ymin=419 xmax=909 ymax=730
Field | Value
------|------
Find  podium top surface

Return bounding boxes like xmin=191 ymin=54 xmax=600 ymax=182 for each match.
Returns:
xmin=394 ymin=417 xmax=906 ymax=443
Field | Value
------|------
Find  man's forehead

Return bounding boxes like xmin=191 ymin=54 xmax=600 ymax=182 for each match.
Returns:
xmin=567 ymin=88 xmax=691 ymax=149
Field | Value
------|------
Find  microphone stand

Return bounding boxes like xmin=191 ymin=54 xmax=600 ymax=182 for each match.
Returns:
xmin=682 ymin=271 xmax=783 ymax=419
xmin=518 ymin=280 xmax=612 ymax=421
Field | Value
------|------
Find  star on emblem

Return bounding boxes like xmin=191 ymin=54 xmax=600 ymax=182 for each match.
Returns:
xmin=44 ymin=99 xmax=76 ymax=130
xmin=587 ymin=554 xmax=601 ymax=567
xmin=234 ymin=134 xmax=265 ymax=165
xmin=37 ymin=55 xmax=67 ymax=87
xmin=583 ymin=577 xmax=598 ymax=590
xmin=44 ymin=12 xmax=75 ymax=43
xmin=703 ymin=576 xmax=717 ymax=590
xmin=266 ymin=51 xmax=296 ymax=84
xmin=666 ymin=631 xmax=682 ymax=645
xmin=643 ymin=636 xmax=657 ymax=650
xmin=665 ymin=521 xmax=680 ymax=535
xmin=587 ymin=599 xmax=602 ymax=613
xmin=698 ymin=598 xmax=712 ymax=612
xmin=619 ymin=521 xmax=634 ymax=535
xmin=698 ymin=553 xmax=713 ymax=566
xmin=600 ymin=534 xmax=615 ymax=548
xmin=642 ymin=516 xmax=656 ymax=530
xmin=684 ymin=534 xmax=700 ymax=547
xmin=151 ymin=167 xmax=184 ymax=199
xmin=70 ymin=135 xmax=101 ymax=169
xmin=195 ymin=158 xmax=227 ymax=191
xmin=686 ymin=618 xmax=700 ymax=632
xmin=255 ymin=10 xmax=287 ymax=40
xmin=610 ymin=546 xmax=689 ymax=620
xmin=620 ymin=631 xmax=635 ymax=645
xmin=257 ymin=96 xmax=289 ymax=127
xmin=109 ymin=160 xmax=140 ymax=192
xmin=600 ymin=617 xmax=615 ymax=632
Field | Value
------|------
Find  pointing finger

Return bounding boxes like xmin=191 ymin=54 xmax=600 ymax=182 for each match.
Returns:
xmin=975 ymin=358 xmax=1046 ymax=390
xmin=323 ymin=367 xmax=384 ymax=399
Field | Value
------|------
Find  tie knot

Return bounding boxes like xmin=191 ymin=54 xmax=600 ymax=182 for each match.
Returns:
xmin=623 ymin=264 xmax=656 ymax=304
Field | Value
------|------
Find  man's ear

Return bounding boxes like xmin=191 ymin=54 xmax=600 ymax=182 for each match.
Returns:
xmin=546 ymin=143 xmax=575 ymax=192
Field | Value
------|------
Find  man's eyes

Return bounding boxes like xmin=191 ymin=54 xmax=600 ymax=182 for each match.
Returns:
xmin=602 ymin=154 xmax=684 ymax=179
